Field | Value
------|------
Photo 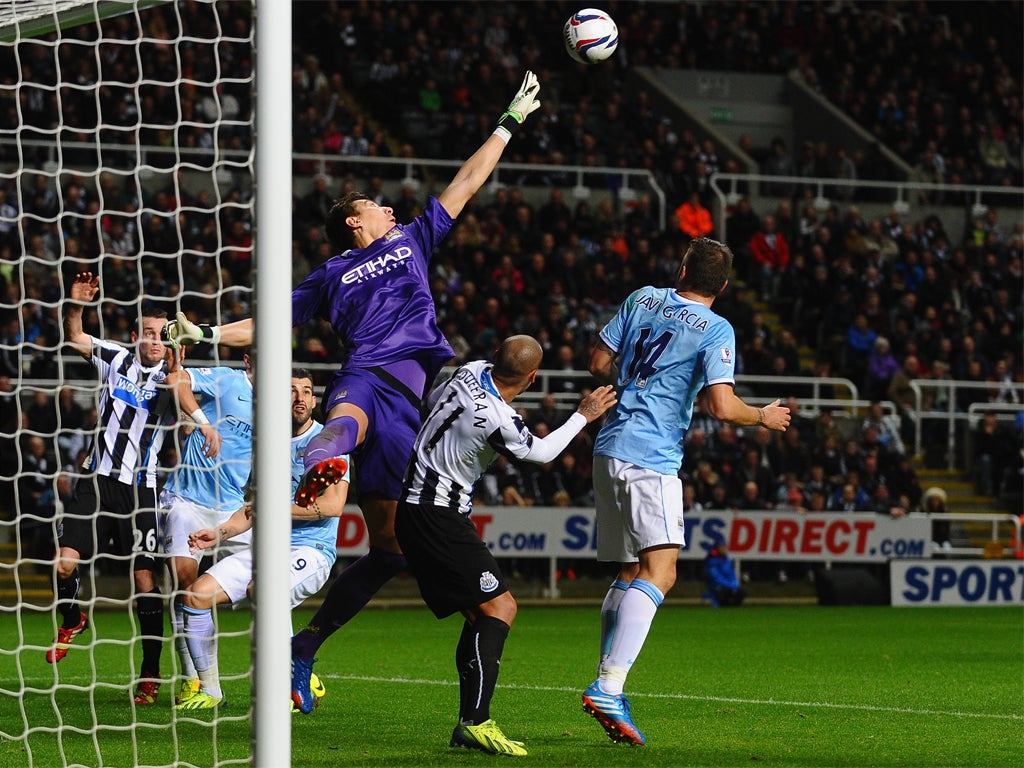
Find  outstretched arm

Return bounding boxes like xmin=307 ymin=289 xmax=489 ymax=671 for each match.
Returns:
xmin=217 ymin=318 xmax=253 ymax=346
xmin=190 ymin=480 xmax=351 ymax=551
xmin=438 ymin=71 xmax=541 ymax=220
xmin=705 ymin=383 xmax=791 ymax=431
xmin=518 ymin=385 xmax=617 ymax=464
xmin=64 ymin=272 xmax=99 ymax=360
xmin=161 ymin=313 xmax=252 ymax=349
xmin=189 ymin=503 xmax=253 ymax=551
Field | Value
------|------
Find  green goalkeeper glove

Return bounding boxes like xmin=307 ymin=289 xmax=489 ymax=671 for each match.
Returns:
xmin=494 ymin=70 xmax=541 ymax=141
xmin=161 ymin=311 xmax=221 ymax=348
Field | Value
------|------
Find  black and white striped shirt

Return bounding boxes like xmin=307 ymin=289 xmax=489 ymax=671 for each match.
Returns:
xmin=401 ymin=360 xmax=587 ymax=516
xmin=84 ymin=338 xmax=172 ymax=488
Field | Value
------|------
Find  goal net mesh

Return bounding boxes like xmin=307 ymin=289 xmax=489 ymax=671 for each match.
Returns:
xmin=0 ymin=1 xmax=256 ymax=765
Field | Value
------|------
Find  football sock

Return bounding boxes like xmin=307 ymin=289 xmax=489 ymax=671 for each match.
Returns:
xmin=456 ymin=616 xmax=510 ymax=725
xmin=136 ymin=588 xmax=163 ymax=676
xmin=172 ymin=596 xmax=199 ymax=679
xmin=183 ymin=605 xmax=221 ymax=698
xmin=598 ymin=578 xmax=630 ymax=670
xmin=292 ymin=547 xmax=407 ymax=660
xmin=56 ymin=568 xmax=82 ymax=629
xmin=302 ymin=414 xmax=359 ymax=472
xmin=600 ymin=578 xmax=664 ymax=696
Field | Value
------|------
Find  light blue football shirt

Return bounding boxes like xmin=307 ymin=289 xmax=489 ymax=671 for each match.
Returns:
xmin=594 ymin=286 xmax=737 ymax=475
xmin=164 ymin=367 xmax=253 ymax=512
xmin=290 ymin=421 xmax=348 ymax=561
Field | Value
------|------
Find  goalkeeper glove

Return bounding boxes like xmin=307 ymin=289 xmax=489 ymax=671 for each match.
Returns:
xmin=494 ymin=70 xmax=541 ymax=141
xmin=161 ymin=311 xmax=221 ymax=348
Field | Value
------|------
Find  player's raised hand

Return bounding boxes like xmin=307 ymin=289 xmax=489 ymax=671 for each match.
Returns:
xmin=576 ymin=384 xmax=617 ymax=423
xmin=161 ymin=311 xmax=221 ymax=348
xmin=69 ymin=272 xmax=100 ymax=303
xmin=503 ymin=70 xmax=541 ymax=125
xmin=493 ymin=71 xmax=541 ymax=142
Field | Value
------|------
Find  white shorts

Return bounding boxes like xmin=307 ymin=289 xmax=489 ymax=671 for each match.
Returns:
xmin=202 ymin=543 xmax=334 ymax=607
xmin=593 ymin=454 xmax=686 ymax=563
xmin=160 ymin=491 xmax=252 ymax=561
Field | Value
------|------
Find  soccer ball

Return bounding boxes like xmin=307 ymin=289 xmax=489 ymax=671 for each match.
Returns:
xmin=290 ymin=672 xmax=327 ymax=713
xmin=563 ymin=8 xmax=618 ymax=64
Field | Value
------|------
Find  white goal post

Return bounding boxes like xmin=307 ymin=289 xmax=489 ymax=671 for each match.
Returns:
xmin=0 ymin=1 xmax=292 ymax=765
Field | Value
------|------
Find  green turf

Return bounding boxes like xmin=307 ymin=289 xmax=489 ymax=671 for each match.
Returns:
xmin=1 ymin=604 xmax=1021 ymax=767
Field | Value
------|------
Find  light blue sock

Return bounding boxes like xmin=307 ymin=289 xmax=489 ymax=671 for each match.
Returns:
xmin=600 ymin=578 xmax=664 ymax=695
xmin=599 ymin=579 xmax=630 ymax=671
xmin=183 ymin=605 xmax=221 ymax=698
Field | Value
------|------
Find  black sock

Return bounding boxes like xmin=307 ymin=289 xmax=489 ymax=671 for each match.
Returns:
xmin=56 ymin=568 xmax=81 ymax=629
xmin=456 ymin=616 xmax=510 ymax=725
xmin=292 ymin=547 xmax=407 ymax=660
xmin=136 ymin=589 xmax=164 ymax=676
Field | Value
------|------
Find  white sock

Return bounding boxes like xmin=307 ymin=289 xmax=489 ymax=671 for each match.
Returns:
xmin=173 ymin=601 xmax=198 ymax=679
xmin=599 ymin=579 xmax=630 ymax=672
xmin=599 ymin=578 xmax=663 ymax=696
xmin=183 ymin=606 xmax=222 ymax=699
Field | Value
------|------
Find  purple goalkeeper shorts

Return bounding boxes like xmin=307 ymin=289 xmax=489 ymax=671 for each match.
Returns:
xmin=323 ymin=366 xmax=423 ymax=501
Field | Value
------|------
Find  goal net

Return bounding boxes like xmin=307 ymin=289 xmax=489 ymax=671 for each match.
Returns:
xmin=0 ymin=2 xmax=263 ymax=765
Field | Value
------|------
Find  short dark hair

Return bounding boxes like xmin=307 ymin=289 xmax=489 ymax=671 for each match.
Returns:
xmin=292 ymin=367 xmax=314 ymax=383
xmin=325 ymin=191 xmax=371 ymax=251
xmin=142 ymin=307 xmax=168 ymax=321
xmin=679 ymin=237 xmax=733 ymax=297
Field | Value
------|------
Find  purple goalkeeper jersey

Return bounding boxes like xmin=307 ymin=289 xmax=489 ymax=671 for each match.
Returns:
xmin=292 ymin=196 xmax=456 ymax=387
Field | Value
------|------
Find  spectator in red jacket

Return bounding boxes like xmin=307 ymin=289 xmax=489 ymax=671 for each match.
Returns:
xmin=749 ymin=214 xmax=790 ymax=301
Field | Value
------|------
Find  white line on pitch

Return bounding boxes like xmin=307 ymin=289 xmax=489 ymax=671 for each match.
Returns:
xmin=328 ymin=673 xmax=1023 ymax=722
xmin=13 ymin=672 xmax=1020 ymax=722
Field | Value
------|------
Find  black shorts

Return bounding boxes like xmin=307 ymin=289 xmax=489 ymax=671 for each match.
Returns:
xmin=396 ymin=500 xmax=508 ymax=619
xmin=58 ymin=474 xmax=161 ymax=573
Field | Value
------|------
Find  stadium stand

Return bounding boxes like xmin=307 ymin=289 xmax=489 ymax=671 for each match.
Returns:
xmin=0 ymin=0 xmax=1021 ymax=534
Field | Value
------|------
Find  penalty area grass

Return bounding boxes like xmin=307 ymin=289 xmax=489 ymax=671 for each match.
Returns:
xmin=0 ymin=604 xmax=1020 ymax=767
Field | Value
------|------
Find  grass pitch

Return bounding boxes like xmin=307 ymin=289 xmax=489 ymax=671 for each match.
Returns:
xmin=0 ymin=603 xmax=1020 ymax=767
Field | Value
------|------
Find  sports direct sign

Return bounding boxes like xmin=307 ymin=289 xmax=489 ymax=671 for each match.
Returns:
xmin=891 ymin=561 xmax=1024 ymax=606
xmin=336 ymin=508 xmax=931 ymax=563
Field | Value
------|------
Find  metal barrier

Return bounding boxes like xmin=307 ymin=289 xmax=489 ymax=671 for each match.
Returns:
xmin=709 ymin=172 xmax=1024 ymax=244
xmin=908 ymin=380 xmax=1024 ymax=468
xmin=18 ymin=367 xmax=1022 ymax=471
xmin=25 ymin=367 xmax=862 ymax=409
xmin=934 ymin=512 xmax=1023 ymax=559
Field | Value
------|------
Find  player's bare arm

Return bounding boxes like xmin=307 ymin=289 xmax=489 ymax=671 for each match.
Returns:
xmin=290 ymin=477 xmax=350 ymax=520
xmin=588 ymin=339 xmax=619 ymax=385
xmin=438 ymin=71 xmax=540 ymax=219
xmin=165 ymin=368 xmax=223 ymax=458
xmin=705 ymin=384 xmax=791 ymax=431
xmin=64 ymin=272 xmax=99 ymax=359
xmin=216 ymin=318 xmax=253 ymax=346
xmin=188 ymin=502 xmax=253 ymax=551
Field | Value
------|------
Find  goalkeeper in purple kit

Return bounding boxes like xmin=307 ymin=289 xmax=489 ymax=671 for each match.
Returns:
xmin=163 ymin=71 xmax=542 ymax=713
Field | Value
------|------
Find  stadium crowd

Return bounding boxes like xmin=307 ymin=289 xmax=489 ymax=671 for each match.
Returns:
xmin=1 ymin=0 xmax=1022 ymax=551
